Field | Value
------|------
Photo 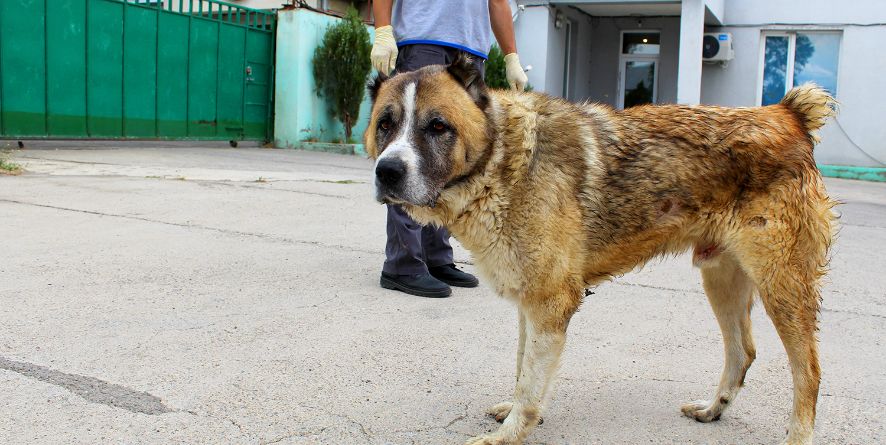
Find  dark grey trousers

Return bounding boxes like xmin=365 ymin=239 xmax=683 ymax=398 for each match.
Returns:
xmin=383 ymin=44 xmax=485 ymax=275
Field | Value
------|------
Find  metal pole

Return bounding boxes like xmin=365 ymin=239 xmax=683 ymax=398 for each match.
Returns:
xmin=121 ymin=0 xmax=126 ymax=137
xmin=215 ymin=17 xmax=220 ymax=139
xmin=155 ymin=0 xmax=161 ymax=137
xmin=43 ymin=0 xmax=49 ymax=136
xmin=241 ymin=21 xmax=247 ymax=139
xmin=186 ymin=4 xmax=192 ymax=136
xmin=85 ymin=0 xmax=90 ymax=136
xmin=0 ymin=1 xmax=5 ymax=135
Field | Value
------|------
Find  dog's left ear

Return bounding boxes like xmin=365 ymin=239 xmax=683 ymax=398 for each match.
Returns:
xmin=447 ymin=53 xmax=489 ymax=110
xmin=368 ymin=71 xmax=389 ymax=103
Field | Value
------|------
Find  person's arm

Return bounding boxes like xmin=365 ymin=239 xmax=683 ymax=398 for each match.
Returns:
xmin=488 ymin=0 xmax=516 ymax=54
xmin=488 ymin=0 xmax=528 ymax=90
xmin=371 ymin=0 xmax=397 ymax=74
xmin=372 ymin=0 xmax=392 ymax=28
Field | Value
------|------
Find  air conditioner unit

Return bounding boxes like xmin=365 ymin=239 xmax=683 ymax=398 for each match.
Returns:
xmin=702 ymin=33 xmax=734 ymax=62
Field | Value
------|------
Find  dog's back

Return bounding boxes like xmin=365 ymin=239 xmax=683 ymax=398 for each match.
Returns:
xmin=543 ymin=85 xmax=837 ymax=282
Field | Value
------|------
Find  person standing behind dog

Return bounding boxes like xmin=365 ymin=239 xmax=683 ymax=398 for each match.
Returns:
xmin=370 ymin=0 xmax=528 ymax=298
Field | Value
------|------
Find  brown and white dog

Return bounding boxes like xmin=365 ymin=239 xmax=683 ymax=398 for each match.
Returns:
xmin=365 ymin=55 xmax=837 ymax=445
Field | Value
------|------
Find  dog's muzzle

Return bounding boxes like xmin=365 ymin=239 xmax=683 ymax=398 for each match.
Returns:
xmin=375 ymin=158 xmax=406 ymax=189
xmin=374 ymin=157 xmax=438 ymax=207
xmin=374 ymin=157 xmax=408 ymax=204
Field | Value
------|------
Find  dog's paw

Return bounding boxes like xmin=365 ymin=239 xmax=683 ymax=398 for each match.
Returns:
xmin=486 ymin=402 xmax=544 ymax=425
xmin=464 ymin=435 xmax=510 ymax=445
xmin=778 ymin=434 xmax=814 ymax=445
xmin=680 ymin=400 xmax=722 ymax=423
xmin=486 ymin=402 xmax=513 ymax=422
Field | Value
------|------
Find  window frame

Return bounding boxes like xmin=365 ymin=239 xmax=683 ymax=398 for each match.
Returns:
xmin=756 ymin=30 xmax=843 ymax=106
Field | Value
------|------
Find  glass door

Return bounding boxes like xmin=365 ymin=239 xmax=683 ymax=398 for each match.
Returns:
xmin=617 ymin=31 xmax=660 ymax=109
xmin=619 ymin=59 xmax=658 ymax=109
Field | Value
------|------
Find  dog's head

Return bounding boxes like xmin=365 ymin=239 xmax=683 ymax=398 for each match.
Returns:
xmin=364 ymin=54 xmax=492 ymax=207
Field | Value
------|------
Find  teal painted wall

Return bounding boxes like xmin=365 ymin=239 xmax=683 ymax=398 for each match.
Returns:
xmin=818 ymin=164 xmax=886 ymax=182
xmin=274 ymin=9 xmax=374 ymax=148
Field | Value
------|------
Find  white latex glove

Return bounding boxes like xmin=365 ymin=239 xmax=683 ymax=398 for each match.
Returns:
xmin=371 ymin=25 xmax=398 ymax=75
xmin=504 ymin=52 xmax=529 ymax=91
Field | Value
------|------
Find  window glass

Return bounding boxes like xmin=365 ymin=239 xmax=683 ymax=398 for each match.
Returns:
xmin=793 ymin=33 xmax=840 ymax=96
xmin=762 ymin=35 xmax=789 ymax=105
xmin=622 ymin=32 xmax=660 ymax=55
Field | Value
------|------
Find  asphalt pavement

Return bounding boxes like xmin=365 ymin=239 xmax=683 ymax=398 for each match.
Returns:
xmin=1 ymin=144 xmax=884 ymax=444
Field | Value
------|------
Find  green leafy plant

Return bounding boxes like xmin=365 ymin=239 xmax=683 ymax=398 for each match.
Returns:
xmin=312 ymin=7 xmax=372 ymax=142
xmin=0 ymin=150 xmax=22 ymax=175
xmin=484 ymin=44 xmax=532 ymax=91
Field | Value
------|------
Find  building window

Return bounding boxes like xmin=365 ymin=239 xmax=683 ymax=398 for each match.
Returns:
xmin=622 ymin=32 xmax=660 ymax=55
xmin=760 ymin=32 xmax=841 ymax=105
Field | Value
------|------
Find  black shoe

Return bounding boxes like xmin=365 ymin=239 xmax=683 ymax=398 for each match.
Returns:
xmin=380 ymin=272 xmax=452 ymax=298
xmin=428 ymin=264 xmax=479 ymax=288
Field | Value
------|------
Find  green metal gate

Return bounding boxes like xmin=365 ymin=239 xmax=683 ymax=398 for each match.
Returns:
xmin=0 ymin=0 xmax=275 ymax=141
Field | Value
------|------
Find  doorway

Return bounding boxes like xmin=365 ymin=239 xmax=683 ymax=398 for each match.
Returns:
xmin=617 ymin=31 xmax=660 ymax=109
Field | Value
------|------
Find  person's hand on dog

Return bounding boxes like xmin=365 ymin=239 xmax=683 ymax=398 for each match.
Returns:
xmin=371 ymin=25 xmax=398 ymax=75
xmin=504 ymin=52 xmax=528 ymax=91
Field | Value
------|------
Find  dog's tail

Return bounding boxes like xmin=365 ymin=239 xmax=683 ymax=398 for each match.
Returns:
xmin=779 ymin=83 xmax=838 ymax=144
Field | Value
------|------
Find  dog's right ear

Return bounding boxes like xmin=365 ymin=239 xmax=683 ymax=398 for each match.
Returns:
xmin=447 ymin=53 xmax=489 ymax=110
xmin=368 ymin=72 xmax=389 ymax=103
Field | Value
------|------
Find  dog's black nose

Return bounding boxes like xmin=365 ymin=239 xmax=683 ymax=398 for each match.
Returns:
xmin=376 ymin=158 xmax=406 ymax=186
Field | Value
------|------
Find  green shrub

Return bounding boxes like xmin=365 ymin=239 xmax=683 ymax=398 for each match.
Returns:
xmin=484 ymin=44 xmax=532 ymax=92
xmin=312 ymin=7 xmax=372 ymax=142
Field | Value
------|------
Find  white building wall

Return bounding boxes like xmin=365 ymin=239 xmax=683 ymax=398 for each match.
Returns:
xmin=514 ymin=4 xmax=595 ymax=96
xmin=513 ymin=6 xmax=553 ymax=93
xmin=702 ymin=0 xmax=886 ymax=167
xmin=677 ymin=0 xmax=704 ymax=104
xmin=722 ymin=0 xmax=883 ymax=25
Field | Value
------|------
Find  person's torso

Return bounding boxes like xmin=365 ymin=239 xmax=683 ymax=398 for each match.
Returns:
xmin=392 ymin=0 xmax=493 ymax=58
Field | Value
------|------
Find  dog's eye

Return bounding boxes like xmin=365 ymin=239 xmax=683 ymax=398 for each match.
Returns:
xmin=427 ymin=119 xmax=448 ymax=134
xmin=379 ymin=119 xmax=391 ymax=131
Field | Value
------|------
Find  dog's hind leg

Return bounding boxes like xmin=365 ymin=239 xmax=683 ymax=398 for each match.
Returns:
xmin=682 ymin=252 xmax=756 ymax=422
xmin=731 ymin=195 xmax=832 ymax=445
xmin=757 ymin=275 xmax=822 ymax=445
xmin=467 ymin=292 xmax=578 ymax=445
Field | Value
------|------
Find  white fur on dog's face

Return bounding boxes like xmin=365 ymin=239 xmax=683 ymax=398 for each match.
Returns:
xmin=372 ymin=82 xmax=431 ymax=206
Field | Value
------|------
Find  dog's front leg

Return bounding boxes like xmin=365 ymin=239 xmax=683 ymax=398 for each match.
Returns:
xmin=516 ymin=308 xmax=527 ymax=383
xmin=466 ymin=298 xmax=576 ymax=445
xmin=487 ymin=308 xmax=529 ymax=423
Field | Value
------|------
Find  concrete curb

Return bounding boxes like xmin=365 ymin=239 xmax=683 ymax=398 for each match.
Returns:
xmin=290 ymin=142 xmax=367 ymax=157
xmin=818 ymin=164 xmax=886 ymax=182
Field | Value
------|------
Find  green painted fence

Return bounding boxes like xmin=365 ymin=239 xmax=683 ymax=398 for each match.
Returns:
xmin=0 ymin=0 xmax=275 ymax=141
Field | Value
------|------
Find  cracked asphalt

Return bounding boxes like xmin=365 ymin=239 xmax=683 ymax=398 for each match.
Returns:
xmin=1 ymin=144 xmax=884 ymax=444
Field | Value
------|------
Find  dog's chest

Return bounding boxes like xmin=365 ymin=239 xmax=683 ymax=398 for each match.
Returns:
xmin=466 ymin=238 xmax=525 ymax=301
